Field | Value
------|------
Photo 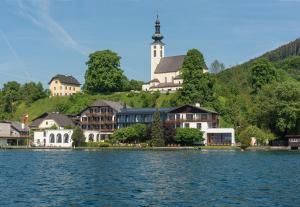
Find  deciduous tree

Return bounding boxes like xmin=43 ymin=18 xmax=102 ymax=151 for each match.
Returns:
xmin=84 ymin=50 xmax=128 ymax=93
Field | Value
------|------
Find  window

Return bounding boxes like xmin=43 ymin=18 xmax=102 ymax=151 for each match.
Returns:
xmin=50 ymin=134 xmax=55 ymax=143
xmin=186 ymin=114 xmax=194 ymax=121
xmin=65 ymin=86 xmax=67 ymax=90
xmin=37 ymin=139 xmax=40 ymax=144
xmin=154 ymin=50 xmax=156 ymax=57
xmin=197 ymin=123 xmax=202 ymax=129
xmin=55 ymin=81 xmax=58 ymax=84
xmin=96 ymin=134 xmax=100 ymax=142
xmin=64 ymin=134 xmax=69 ymax=143
xmin=73 ymin=87 xmax=75 ymax=91
xmin=46 ymin=121 xmax=48 ymax=125
xmin=160 ymin=50 xmax=162 ymax=57
xmin=43 ymin=131 xmax=46 ymax=137
xmin=165 ymin=77 xmax=167 ymax=83
xmin=201 ymin=114 xmax=208 ymax=120
xmin=69 ymin=87 xmax=71 ymax=90
xmin=56 ymin=134 xmax=62 ymax=143
xmin=154 ymin=45 xmax=157 ymax=49
xmin=89 ymin=134 xmax=94 ymax=142
xmin=185 ymin=123 xmax=190 ymax=128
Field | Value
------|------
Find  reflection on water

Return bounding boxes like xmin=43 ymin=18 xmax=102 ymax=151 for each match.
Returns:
xmin=0 ymin=150 xmax=300 ymax=207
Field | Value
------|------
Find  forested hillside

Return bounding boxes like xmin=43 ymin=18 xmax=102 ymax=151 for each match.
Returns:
xmin=214 ymin=38 xmax=300 ymax=138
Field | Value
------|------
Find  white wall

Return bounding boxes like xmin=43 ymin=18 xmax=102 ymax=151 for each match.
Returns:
xmin=151 ymin=43 xmax=164 ymax=80
xmin=33 ymin=129 xmax=73 ymax=147
xmin=38 ymin=119 xmax=59 ymax=129
xmin=204 ymin=128 xmax=235 ymax=146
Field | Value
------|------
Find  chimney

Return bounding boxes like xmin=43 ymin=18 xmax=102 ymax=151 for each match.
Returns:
xmin=195 ymin=103 xmax=200 ymax=107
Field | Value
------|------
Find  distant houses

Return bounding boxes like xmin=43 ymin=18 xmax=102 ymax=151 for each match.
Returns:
xmin=49 ymin=74 xmax=81 ymax=97
xmin=118 ymin=104 xmax=235 ymax=146
xmin=27 ymin=100 xmax=236 ymax=147
xmin=0 ymin=121 xmax=30 ymax=146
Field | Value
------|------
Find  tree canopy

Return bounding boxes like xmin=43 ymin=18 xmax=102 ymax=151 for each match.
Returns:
xmin=210 ymin=60 xmax=225 ymax=74
xmin=250 ymin=58 xmax=277 ymax=93
xmin=150 ymin=110 xmax=165 ymax=147
xmin=71 ymin=127 xmax=86 ymax=147
xmin=84 ymin=50 xmax=128 ymax=93
xmin=175 ymin=128 xmax=203 ymax=145
xmin=179 ymin=49 xmax=215 ymax=105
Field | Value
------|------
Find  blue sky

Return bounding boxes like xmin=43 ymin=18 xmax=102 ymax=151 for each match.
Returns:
xmin=0 ymin=0 xmax=299 ymax=87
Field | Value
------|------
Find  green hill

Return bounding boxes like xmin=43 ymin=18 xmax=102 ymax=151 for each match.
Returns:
xmin=13 ymin=92 xmax=177 ymax=122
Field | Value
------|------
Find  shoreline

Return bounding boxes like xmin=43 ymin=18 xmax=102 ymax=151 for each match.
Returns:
xmin=0 ymin=146 xmax=294 ymax=151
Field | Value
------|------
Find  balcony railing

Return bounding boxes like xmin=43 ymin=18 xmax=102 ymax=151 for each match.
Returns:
xmin=165 ymin=118 xmax=217 ymax=123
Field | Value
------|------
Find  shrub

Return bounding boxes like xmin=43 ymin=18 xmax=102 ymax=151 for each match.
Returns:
xmin=99 ymin=142 xmax=110 ymax=147
xmin=175 ymin=128 xmax=204 ymax=146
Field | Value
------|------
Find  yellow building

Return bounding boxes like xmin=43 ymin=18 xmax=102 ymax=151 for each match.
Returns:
xmin=49 ymin=74 xmax=81 ymax=97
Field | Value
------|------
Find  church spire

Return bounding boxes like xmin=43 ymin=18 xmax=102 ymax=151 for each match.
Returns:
xmin=152 ymin=15 xmax=164 ymax=43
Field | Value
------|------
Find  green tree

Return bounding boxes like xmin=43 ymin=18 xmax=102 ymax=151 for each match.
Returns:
xmin=239 ymin=125 xmax=275 ymax=147
xmin=250 ymin=58 xmax=277 ymax=93
xmin=20 ymin=82 xmax=47 ymax=105
xmin=150 ymin=110 xmax=165 ymax=147
xmin=0 ymin=81 xmax=21 ymax=114
xmin=71 ymin=127 xmax=86 ymax=147
xmin=175 ymin=128 xmax=203 ymax=145
xmin=254 ymin=81 xmax=300 ymax=136
xmin=180 ymin=49 xmax=215 ymax=105
xmin=111 ymin=124 xmax=147 ymax=143
xmin=210 ymin=60 xmax=225 ymax=74
xmin=84 ymin=50 xmax=128 ymax=93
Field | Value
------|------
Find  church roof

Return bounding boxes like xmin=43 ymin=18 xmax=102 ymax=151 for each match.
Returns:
xmin=154 ymin=55 xmax=185 ymax=74
xmin=49 ymin=74 xmax=80 ymax=85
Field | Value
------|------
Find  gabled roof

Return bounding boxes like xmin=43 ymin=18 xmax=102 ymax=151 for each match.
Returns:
xmin=30 ymin=112 xmax=74 ymax=128
xmin=154 ymin=55 xmax=208 ymax=74
xmin=49 ymin=74 xmax=80 ymax=85
xmin=168 ymin=104 xmax=218 ymax=115
xmin=11 ymin=121 xmax=30 ymax=132
xmin=154 ymin=55 xmax=185 ymax=74
xmin=90 ymin=100 xmax=124 ymax=112
xmin=0 ymin=121 xmax=29 ymax=132
xmin=76 ymin=100 xmax=125 ymax=116
xmin=118 ymin=107 xmax=173 ymax=115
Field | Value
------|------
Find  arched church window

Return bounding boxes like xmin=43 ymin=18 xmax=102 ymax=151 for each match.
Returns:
xmin=56 ymin=134 xmax=62 ymax=143
xmin=64 ymin=133 xmax=69 ymax=143
xmin=160 ymin=50 xmax=162 ymax=57
xmin=154 ymin=50 xmax=156 ymax=57
xmin=50 ymin=134 xmax=55 ymax=143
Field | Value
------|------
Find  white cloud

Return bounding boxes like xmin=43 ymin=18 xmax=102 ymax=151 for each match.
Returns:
xmin=16 ymin=0 xmax=88 ymax=56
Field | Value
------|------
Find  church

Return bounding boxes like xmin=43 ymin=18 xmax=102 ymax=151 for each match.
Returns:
xmin=142 ymin=17 xmax=208 ymax=92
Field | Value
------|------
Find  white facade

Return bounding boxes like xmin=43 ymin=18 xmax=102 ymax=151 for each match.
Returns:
xmin=151 ymin=43 xmax=164 ymax=80
xmin=33 ymin=129 xmax=73 ymax=147
xmin=204 ymin=128 xmax=235 ymax=146
xmin=84 ymin=130 xmax=111 ymax=142
xmin=38 ymin=119 xmax=59 ymax=129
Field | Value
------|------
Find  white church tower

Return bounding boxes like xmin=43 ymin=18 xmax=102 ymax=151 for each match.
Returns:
xmin=150 ymin=16 xmax=164 ymax=80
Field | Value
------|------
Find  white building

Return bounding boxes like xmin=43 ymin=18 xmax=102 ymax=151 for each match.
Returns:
xmin=117 ymin=104 xmax=235 ymax=146
xmin=142 ymin=16 xmax=208 ymax=92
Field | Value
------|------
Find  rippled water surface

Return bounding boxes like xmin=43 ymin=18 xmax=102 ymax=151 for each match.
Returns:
xmin=0 ymin=149 xmax=300 ymax=207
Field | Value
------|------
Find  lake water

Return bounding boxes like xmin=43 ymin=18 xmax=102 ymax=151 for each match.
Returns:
xmin=0 ymin=149 xmax=300 ymax=207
